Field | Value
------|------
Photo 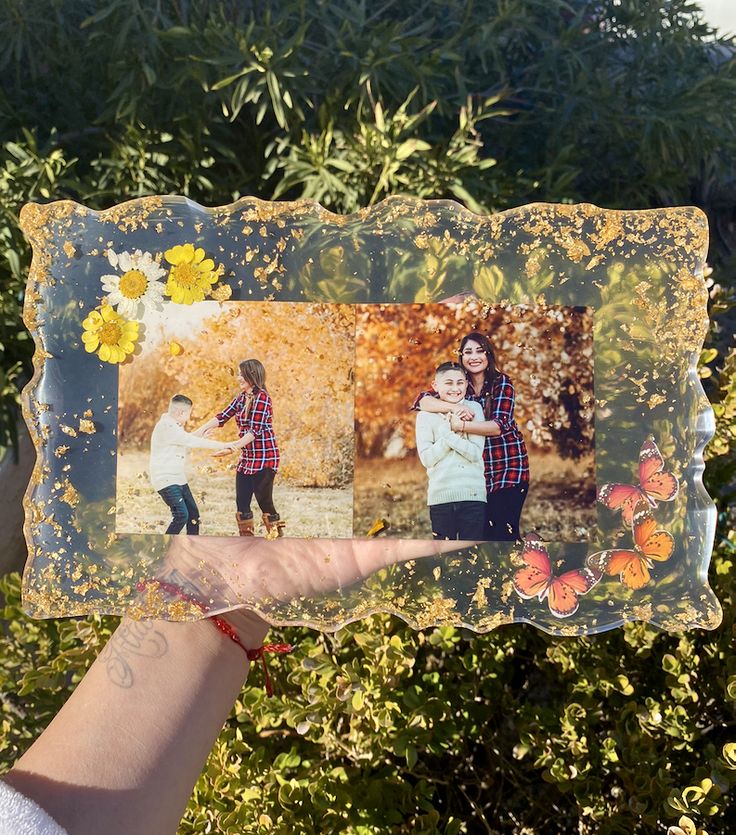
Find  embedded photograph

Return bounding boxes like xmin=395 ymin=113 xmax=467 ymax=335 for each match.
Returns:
xmin=353 ymin=300 xmax=596 ymax=542
xmin=115 ymin=301 xmax=355 ymax=538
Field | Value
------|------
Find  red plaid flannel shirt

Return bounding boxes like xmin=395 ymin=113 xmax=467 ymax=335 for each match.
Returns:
xmin=216 ymin=388 xmax=280 ymax=475
xmin=411 ymin=372 xmax=529 ymax=492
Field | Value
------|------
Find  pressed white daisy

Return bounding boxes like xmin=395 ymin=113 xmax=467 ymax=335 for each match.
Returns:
xmin=101 ymin=248 xmax=167 ymax=318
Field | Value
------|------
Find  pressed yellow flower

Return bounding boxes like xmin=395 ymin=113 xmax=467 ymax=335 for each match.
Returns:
xmin=164 ymin=243 xmax=218 ymax=304
xmin=81 ymin=304 xmax=139 ymax=364
xmin=168 ymin=341 xmax=183 ymax=356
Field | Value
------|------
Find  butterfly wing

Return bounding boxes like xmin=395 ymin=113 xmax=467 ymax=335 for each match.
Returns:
xmin=632 ymin=508 xmax=658 ymax=550
xmin=632 ymin=507 xmax=675 ymax=564
xmin=598 ymin=483 xmax=645 ymax=526
xmin=639 ymin=438 xmax=679 ymax=502
xmin=513 ymin=537 xmax=553 ymax=600
xmin=547 ymin=568 xmax=601 ymax=618
xmin=589 ymin=548 xmax=651 ymax=590
xmin=513 ymin=566 xmax=552 ymax=600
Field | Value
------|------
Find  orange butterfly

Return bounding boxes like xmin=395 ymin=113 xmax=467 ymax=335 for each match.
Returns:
xmin=598 ymin=437 xmax=678 ymax=525
xmin=587 ymin=508 xmax=674 ymax=590
xmin=513 ymin=535 xmax=602 ymax=618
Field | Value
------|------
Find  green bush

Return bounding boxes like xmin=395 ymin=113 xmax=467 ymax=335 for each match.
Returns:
xmin=1 ymin=1 xmax=735 ymax=832
xmin=2 ymin=551 xmax=735 ymax=834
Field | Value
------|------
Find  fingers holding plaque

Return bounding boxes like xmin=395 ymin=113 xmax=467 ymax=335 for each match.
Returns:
xmin=19 ymin=197 xmax=721 ymax=635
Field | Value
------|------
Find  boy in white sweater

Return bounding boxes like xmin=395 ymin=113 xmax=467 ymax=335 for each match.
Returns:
xmin=415 ymin=362 xmax=486 ymax=540
xmin=150 ymin=394 xmax=245 ymax=535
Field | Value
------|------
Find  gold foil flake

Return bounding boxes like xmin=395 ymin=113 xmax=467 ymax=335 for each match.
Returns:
xmin=59 ymin=424 xmax=78 ymax=437
xmin=79 ymin=419 xmax=96 ymax=434
xmin=59 ymin=482 xmax=79 ymax=507
xmin=471 ymin=577 xmax=491 ymax=609
xmin=367 ymin=519 xmax=389 ymax=536
xmin=647 ymin=393 xmax=667 ymax=410
xmin=54 ymin=445 xmax=70 ymax=457
xmin=63 ymin=240 xmax=76 ymax=258
xmin=211 ymin=283 xmax=232 ymax=302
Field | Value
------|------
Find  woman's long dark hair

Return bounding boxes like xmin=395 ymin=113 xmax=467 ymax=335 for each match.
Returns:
xmin=239 ymin=358 xmax=268 ymax=420
xmin=239 ymin=358 xmax=267 ymax=392
xmin=458 ymin=332 xmax=500 ymax=420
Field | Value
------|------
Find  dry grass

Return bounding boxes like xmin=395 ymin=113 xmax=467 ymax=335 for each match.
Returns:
xmin=354 ymin=451 xmax=597 ymax=541
xmin=116 ymin=448 xmax=596 ymax=541
xmin=115 ymin=449 xmax=353 ymax=538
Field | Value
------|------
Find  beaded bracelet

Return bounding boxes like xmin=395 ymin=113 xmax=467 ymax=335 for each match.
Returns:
xmin=136 ymin=579 xmax=293 ymax=697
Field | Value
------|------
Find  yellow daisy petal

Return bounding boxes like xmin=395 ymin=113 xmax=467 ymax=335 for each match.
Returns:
xmin=193 ymin=247 xmax=205 ymax=263
xmin=100 ymin=304 xmax=116 ymax=322
xmin=99 ymin=343 xmax=112 ymax=362
xmin=82 ymin=313 xmax=102 ymax=330
xmin=83 ymin=337 xmax=99 ymax=353
xmin=164 ymin=245 xmax=185 ymax=265
xmin=199 ymin=258 xmax=215 ymax=272
xmin=121 ymin=323 xmax=139 ymax=338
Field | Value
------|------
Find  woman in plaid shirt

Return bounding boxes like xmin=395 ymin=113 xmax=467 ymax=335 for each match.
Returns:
xmin=411 ymin=331 xmax=530 ymax=541
xmin=199 ymin=359 xmax=284 ymax=537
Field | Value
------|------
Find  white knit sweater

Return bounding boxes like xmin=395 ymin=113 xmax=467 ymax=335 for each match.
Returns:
xmin=415 ymin=400 xmax=486 ymax=505
xmin=148 ymin=412 xmax=225 ymax=491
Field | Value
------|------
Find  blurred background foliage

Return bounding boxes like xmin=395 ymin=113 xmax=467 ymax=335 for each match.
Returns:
xmin=1 ymin=1 xmax=735 ymax=833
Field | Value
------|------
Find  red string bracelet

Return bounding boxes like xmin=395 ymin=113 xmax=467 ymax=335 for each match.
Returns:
xmin=135 ymin=579 xmax=293 ymax=697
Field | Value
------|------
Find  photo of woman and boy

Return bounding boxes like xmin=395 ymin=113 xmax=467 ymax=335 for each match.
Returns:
xmin=148 ymin=360 xmax=283 ymax=539
xmin=117 ymin=298 xmax=593 ymax=542
xmin=116 ymin=300 xmax=354 ymax=540
xmin=353 ymin=300 xmax=596 ymax=543
xmin=414 ymin=331 xmax=530 ymax=542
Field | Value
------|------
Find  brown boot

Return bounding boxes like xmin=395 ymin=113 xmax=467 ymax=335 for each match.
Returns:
xmin=262 ymin=512 xmax=286 ymax=538
xmin=236 ymin=512 xmax=255 ymax=536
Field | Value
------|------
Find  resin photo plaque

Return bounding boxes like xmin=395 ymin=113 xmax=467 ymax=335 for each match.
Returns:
xmin=19 ymin=196 xmax=721 ymax=635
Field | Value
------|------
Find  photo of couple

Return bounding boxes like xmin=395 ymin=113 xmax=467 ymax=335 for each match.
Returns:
xmin=116 ymin=298 xmax=595 ymax=542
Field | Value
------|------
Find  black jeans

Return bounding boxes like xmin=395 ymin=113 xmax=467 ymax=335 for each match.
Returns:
xmin=236 ymin=468 xmax=278 ymax=519
xmin=158 ymin=483 xmax=200 ymax=535
xmin=429 ymin=500 xmax=486 ymax=540
xmin=485 ymin=483 xmax=529 ymax=541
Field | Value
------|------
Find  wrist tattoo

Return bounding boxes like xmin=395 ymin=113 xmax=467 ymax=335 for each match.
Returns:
xmin=101 ymin=620 xmax=168 ymax=688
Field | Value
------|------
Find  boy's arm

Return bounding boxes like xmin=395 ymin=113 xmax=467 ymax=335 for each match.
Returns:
xmin=443 ymin=431 xmax=482 ymax=463
xmin=416 ymin=415 xmax=451 ymax=468
xmin=169 ymin=424 xmax=231 ymax=451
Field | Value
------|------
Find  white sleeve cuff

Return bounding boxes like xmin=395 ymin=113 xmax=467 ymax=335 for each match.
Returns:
xmin=0 ymin=780 xmax=68 ymax=834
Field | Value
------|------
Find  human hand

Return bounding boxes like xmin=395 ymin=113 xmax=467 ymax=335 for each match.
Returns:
xmin=449 ymin=412 xmax=466 ymax=432
xmin=211 ymin=447 xmax=234 ymax=458
xmin=138 ymin=534 xmax=479 ymax=639
xmin=449 ymin=403 xmax=474 ymax=421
